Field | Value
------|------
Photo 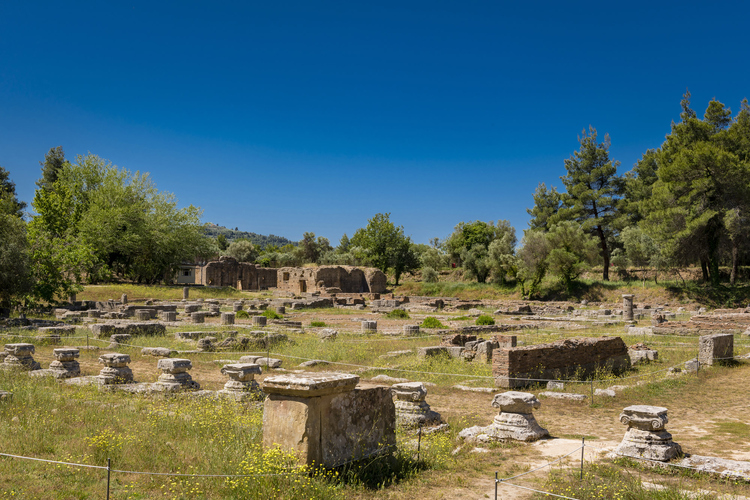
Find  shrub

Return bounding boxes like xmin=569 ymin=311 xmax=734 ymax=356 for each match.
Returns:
xmin=236 ymin=310 xmax=250 ymax=319
xmin=422 ymin=266 xmax=439 ymax=283
xmin=385 ymin=309 xmax=410 ymax=319
xmin=310 ymin=321 xmax=326 ymax=327
xmin=262 ymin=309 xmax=282 ymax=320
xmin=421 ymin=316 xmax=446 ymax=329
xmin=475 ymin=314 xmax=495 ymax=325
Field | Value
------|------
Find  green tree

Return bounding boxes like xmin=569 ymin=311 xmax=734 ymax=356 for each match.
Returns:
xmin=445 ymin=220 xmax=517 ymax=282
xmin=516 ymin=229 xmax=550 ymax=298
xmin=545 ymin=221 xmax=600 ymax=291
xmin=557 ymin=126 xmax=622 ymax=281
xmin=351 ymin=213 xmax=417 ymax=285
xmin=0 ymin=166 xmax=27 ymax=218
xmin=527 ymin=183 xmax=563 ymax=231
xmin=225 ymin=239 xmax=258 ymax=263
xmin=36 ymin=146 xmax=66 ymax=191
xmin=217 ymin=234 xmax=229 ymax=251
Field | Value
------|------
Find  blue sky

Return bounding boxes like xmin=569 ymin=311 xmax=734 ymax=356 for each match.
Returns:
xmin=2 ymin=1 xmax=749 ymax=245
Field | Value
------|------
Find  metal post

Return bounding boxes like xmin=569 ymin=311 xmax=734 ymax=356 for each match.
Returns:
xmin=580 ymin=438 xmax=585 ymax=480
xmin=106 ymin=458 xmax=111 ymax=500
xmin=590 ymin=379 xmax=594 ymax=405
xmin=417 ymin=424 xmax=422 ymax=462
xmin=495 ymin=471 xmax=498 ymax=500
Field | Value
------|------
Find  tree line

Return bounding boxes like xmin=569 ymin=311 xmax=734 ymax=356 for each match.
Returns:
xmin=2 ymin=91 xmax=748 ymax=308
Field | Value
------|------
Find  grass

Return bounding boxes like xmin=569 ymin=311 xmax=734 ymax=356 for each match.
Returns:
xmin=420 ymin=317 xmax=446 ymax=329
xmin=385 ymin=309 xmax=410 ymax=319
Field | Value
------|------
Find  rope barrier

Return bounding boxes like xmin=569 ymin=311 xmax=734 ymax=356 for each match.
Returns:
xmin=0 ymin=452 xmax=107 ymax=469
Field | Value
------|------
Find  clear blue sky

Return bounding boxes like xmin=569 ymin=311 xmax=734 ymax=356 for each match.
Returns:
xmin=2 ymin=1 xmax=748 ymax=245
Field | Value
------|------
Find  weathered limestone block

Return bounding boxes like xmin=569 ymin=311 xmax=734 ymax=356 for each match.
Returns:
xmin=49 ymin=348 xmax=80 ymax=379
xmin=3 ymin=343 xmax=41 ymax=371
xmin=121 ymin=294 xmax=128 ymax=304
xmin=613 ymin=405 xmax=681 ymax=461
xmin=160 ymin=311 xmax=177 ymax=322
xmin=87 ymin=310 xmax=102 ymax=319
xmin=191 ymin=312 xmax=206 ymax=324
xmin=361 ymin=320 xmax=377 ymax=333
xmin=392 ymin=382 xmax=442 ymax=427
xmin=628 ymin=343 xmax=659 ymax=365
xmin=221 ymin=312 xmax=235 ymax=325
xmin=262 ymin=373 xmax=395 ymax=467
xmin=141 ymin=347 xmax=174 ymax=358
xmin=218 ymin=363 xmax=262 ymax=400
xmin=97 ymin=353 xmax=134 ymax=385
xmin=232 ymin=302 xmax=244 ymax=312
xmin=257 ymin=357 xmax=283 ymax=369
xmin=403 ymin=325 xmax=420 ymax=336
xmin=175 ymin=331 xmax=201 ymax=340
xmin=317 ymin=329 xmax=338 ymax=341
xmin=685 ymin=358 xmax=700 ymax=373
xmin=38 ymin=326 xmax=77 ymax=337
xmin=108 ymin=333 xmax=132 ymax=349
xmin=154 ymin=358 xmax=199 ymax=392
xmin=418 ymin=346 xmax=448 ymax=358
xmin=253 ymin=316 xmax=267 ymax=327
xmin=698 ymin=333 xmax=733 ymax=366
xmin=197 ymin=337 xmax=215 ymax=352
xmin=208 ymin=304 xmax=221 ymax=315
xmin=135 ymin=309 xmax=151 ymax=321
xmin=475 ymin=340 xmax=500 ymax=364
xmin=182 ymin=287 xmax=189 ymax=300
xmin=239 ymin=355 xmax=262 ymax=363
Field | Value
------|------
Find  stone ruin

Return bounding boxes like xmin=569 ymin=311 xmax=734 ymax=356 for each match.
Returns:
xmin=218 ymin=363 xmax=262 ymax=401
xmin=276 ymin=265 xmax=387 ymax=295
xmin=628 ymin=343 xmax=659 ymax=365
xmin=698 ymin=333 xmax=733 ymax=366
xmin=262 ymin=372 xmax=395 ymax=468
xmin=2 ymin=343 xmax=41 ymax=371
xmin=391 ymin=382 xmax=442 ymax=427
xmin=493 ymin=336 xmax=630 ymax=388
xmin=613 ymin=405 xmax=681 ymax=461
xmin=459 ymin=391 xmax=548 ymax=443
xmin=361 ymin=320 xmax=377 ymax=332
xmin=154 ymin=358 xmax=199 ymax=392
xmin=418 ymin=333 xmax=507 ymax=364
xmin=49 ymin=348 xmax=81 ymax=379
xmin=96 ymin=353 xmax=134 ymax=385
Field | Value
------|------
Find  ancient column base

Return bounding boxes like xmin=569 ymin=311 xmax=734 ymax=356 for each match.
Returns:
xmin=614 ymin=428 xmax=681 ymax=461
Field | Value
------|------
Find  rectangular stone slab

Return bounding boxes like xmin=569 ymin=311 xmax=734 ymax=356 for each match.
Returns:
xmin=262 ymin=372 xmax=359 ymax=397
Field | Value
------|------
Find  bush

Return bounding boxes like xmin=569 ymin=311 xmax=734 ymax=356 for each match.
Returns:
xmin=236 ymin=310 xmax=250 ymax=319
xmin=422 ymin=266 xmax=439 ymax=283
xmin=475 ymin=314 xmax=495 ymax=325
xmin=385 ymin=309 xmax=410 ymax=319
xmin=262 ymin=309 xmax=282 ymax=320
xmin=310 ymin=321 xmax=326 ymax=327
xmin=421 ymin=316 xmax=446 ymax=329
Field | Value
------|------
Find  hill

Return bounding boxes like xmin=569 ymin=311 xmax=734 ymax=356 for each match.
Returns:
xmin=203 ymin=223 xmax=296 ymax=249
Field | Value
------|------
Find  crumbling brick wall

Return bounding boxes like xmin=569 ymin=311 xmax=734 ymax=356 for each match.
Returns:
xmin=492 ymin=336 xmax=630 ymax=388
xmin=201 ymin=257 xmax=277 ymax=290
xmin=276 ymin=266 xmax=387 ymax=294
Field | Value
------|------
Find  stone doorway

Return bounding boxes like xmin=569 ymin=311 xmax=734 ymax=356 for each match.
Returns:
xmin=299 ymin=280 xmax=307 ymax=293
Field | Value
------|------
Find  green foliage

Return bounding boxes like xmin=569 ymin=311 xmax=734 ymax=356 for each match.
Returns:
xmin=447 ymin=220 xmax=517 ymax=283
xmin=262 ymin=309 xmax=282 ymax=319
xmin=527 ymin=182 xmax=563 ymax=231
xmin=36 ymin=146 xmax=65 ymax=192
xmin=0 ymin=166 xmax=27 ymax=218
xmin=422 ymin=266 xmax=439 ymax=283
xmin=216 ymin=233 xmax=229 ymax=251
xmin=546 ymin=221 xmax=600 ymax=290
xmin=309 ymin=320 xmax=326 ymax=327
xmin=351 ymin=213 xmax=419 ymax=285
xmin=0 ymin=212 xmax=31 ymax=307
xmin=224 ymin=239 xmax=258 ymax=263
xmin=475 ymin=314 xmax=495 ymax=325
xmin=420 ymin=246 xmax=446 ymax=270
xmin=385 ymin=309 xmax=409 ymax=319
xmin=421 ymin=316 xmax=446 ymax=329
xmin=299 ymin=232 xmax=332 ymax=264
xmin=203 ymin=223 xmax=295 ymax=249
xmin=235 ymin=310 xmax=250 ymax=319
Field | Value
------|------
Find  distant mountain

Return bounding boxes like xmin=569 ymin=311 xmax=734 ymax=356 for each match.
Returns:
xmin=203 ymin=224 xmax=296 ymax=249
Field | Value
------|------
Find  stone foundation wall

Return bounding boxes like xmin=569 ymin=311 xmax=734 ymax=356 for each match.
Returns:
xmin=201 ymin=257 xmax=277 ymax=290
xmin=276 ymin=266 xmax=387 ymax=294
xmin=493 ymin=336 xmax=630 ymax=388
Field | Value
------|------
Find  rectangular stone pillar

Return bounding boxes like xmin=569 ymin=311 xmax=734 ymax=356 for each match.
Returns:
xmin=262 ymin=373 xmax=395 ymax=468
xmin=622 ymin=294 xmax=634 ymax=321
xmin=698 ymin=333 xmax=733 ymax=366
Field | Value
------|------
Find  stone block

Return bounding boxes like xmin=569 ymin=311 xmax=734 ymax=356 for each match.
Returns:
xmin=2 ymin=343 xmax=41 ymax=371
xmin=698 ymin=333 xmax=733 ymax=366
xmin=361 ymin=320 xmax=377 ymax=332
xmin=392 ymin=382 xmax=441 ymax=427
xmin=256 ymin=357 xmax=283 ymax=369
xmin=253 ymin=316 xmax=267 ymax=327
xmin=135 ymin=310 xmax=151 ymax=321
xmin=160 ymin=311 xmax=177 ymax=322
xmin=49 ymin=348 xmax=81 ymax=379
xmin=218 ymin=363 xmax=262 ymax=400
xmin=141 ymin=347 xmax=174 ymax=358
xmin=154 ymin=358 xmax=199 ymax=392
xmin=262 ymin=373 xmax=395 ymax=468
xmin=191 ymin=312 xmax=206 ymax=324
xmin=417 ymin=346 xmax=448 ymax=358
xmin=96 ymin=353 xmax=133 ymax=385
xmin=402 ymin=325 xmax=420 ymax=336
xmin=221 ymin=312 xmax=235 ymax=325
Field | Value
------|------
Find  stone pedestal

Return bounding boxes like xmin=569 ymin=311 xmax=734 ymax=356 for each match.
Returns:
xmin=392 ymin=382 xmax=441 ymax=427
xmin=3 ymin=343 xmax=41 ymax=370
xmin=276 ymin=306 xmax=286 ymax=314
xmin=191 ymin=312 xmax=205 ymax=324
xmin=698 ymin=333 xmax=733 ymax=366
xmin=97 ymin=353 xmax=134 ymax=385
xmin=135 ymin=309 xmax=151 ymax=321
xmin=209 ymin=304 xmax=221 ymax=315
xmin=362 ymin=320 xmax=377 ymax=333
xmin=121 ymin=294 xmax=128 ymax=305
xmin=252 ymin=316 xmax=267 ymax=327
xmin=218 ymin=363 xmax=262 ymax=400
xmin=232 ymin=302 xmax=243 ymax=312
xmin=403 ymin=325 xmax=420 ymax=336
xmin=613 ymin=405 xmax=681 ymax=461
xmin=49 ymin=348 xmax=80 ymax=379
xmin=154 ymin=358 xmax=199 ymax=392
xmin=622 ymin=294 xmax=635 ymax=321
xmin=486 ymin=391 xmax=549 ymax=441
xmin=183 ymin=287 xmax=189 ymax=300
xmin=221 ymin=312 xmax=235 ymax=325
xmin=160 ymin=311 xmax=177 ymax=322
xmin=262 ymin=373 xmax=395 ymax=468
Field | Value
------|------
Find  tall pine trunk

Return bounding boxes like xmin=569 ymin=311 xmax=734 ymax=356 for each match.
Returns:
xmin=596 ymin=225 xmax=609 ymax=281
